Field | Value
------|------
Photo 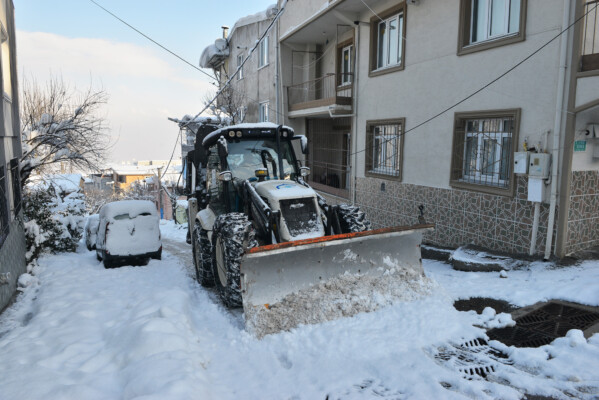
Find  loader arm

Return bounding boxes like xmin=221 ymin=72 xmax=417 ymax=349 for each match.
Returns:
xmin=243 ymin=180 xmax=281 ymax=244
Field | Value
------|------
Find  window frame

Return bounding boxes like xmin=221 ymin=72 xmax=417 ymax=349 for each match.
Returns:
xmin=457 ymin=0 xmax=527 ymax=56
xmin=340 ymin=44 xmax=353 ymax=86
xmin=258 ymin=35 xmax=269 ymax=69
xmin=236 ymin=53 xmax=244 ymax=80
xmin=364 ymin=118 xmax=405 ymax=181
xmin=450 ymin=109 xmax=521 ymax=197
xmin=369 ymin=3 xmax=406 ymax=77
xmin=9 ymin=158 xmax=20 ymax=216
xmin=1 ymin=21 xmax=12 ymax=101
xmin=0 ymin=165 xmax=9 ymax=247
xmin=259 ymin=101 xmax=269 ymax=122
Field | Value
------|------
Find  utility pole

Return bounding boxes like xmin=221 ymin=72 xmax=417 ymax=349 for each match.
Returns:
xmin=157 ymin=167 xmax=163 ymax=219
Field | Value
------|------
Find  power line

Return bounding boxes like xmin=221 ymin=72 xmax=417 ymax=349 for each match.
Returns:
xmin=88 ymin=0 xmax=286 ymax=121
xmin=360 ymin=1 xmax=598 ymax=164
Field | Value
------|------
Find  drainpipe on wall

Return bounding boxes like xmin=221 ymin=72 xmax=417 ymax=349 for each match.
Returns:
xmin=545 ymin=0 xmax=571 ymax=260
xmin=352 ymin=22 xmax=361 ymax=205
xmin=276 ymin=11 xmax=281 ymax=125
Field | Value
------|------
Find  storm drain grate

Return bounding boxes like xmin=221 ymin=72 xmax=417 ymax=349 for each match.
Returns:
xmin=430 ymin=338 xmax=512 ymax=379
xmin=488 ymin=302 xmax=599 ymax=348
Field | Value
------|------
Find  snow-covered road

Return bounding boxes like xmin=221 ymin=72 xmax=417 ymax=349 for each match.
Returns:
xmin=1 ymin=225 xmax=598 ymax=399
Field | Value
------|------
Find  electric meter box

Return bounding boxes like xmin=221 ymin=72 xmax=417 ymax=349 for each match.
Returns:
xmin=528 ymin=177 xmax=548 ymax=203
xmin=513 ymin=152 xmax=529 ymax=174
xmin=528 ymin=153 xmax=551 ymax=178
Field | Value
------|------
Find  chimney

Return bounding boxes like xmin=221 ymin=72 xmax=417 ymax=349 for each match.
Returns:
xmin=222 ymin=26 xmax=229 ymax=39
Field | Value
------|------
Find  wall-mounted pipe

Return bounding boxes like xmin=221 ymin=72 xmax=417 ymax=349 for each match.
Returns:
xmin=545 ymin=0 xmax=571 ymax=260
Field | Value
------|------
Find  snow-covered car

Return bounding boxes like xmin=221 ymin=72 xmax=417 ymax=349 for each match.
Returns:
xmin=96 ymin=200 xmax=162 ymax=268
xmin=84 ymin=214 xmax=100 ymax=251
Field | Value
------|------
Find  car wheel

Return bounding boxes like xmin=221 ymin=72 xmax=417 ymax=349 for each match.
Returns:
xmin=211 ymin=213 xmax=257 ymax=308
xmin=193 ymin=221 xmax=214 ymax=287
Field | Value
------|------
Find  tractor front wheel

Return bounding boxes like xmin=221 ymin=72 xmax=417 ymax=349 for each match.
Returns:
xmin=211 ymin=213 xmax=257 ymax=308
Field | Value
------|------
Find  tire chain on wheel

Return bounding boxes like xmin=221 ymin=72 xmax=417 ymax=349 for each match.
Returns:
xmin=337 ymin=204 xmax=372 ymax=233
xmin=193 ymin=221 xmax=214 ymax=287
xmin=211 ymin=213 xmax=258 ymax=308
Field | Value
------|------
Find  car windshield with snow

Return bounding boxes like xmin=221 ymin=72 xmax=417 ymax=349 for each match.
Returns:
xmin=96 ymin=200 xmax=162 ymax=268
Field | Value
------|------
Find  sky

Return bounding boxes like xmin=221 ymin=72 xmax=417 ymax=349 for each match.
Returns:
xmin=13 ymin=0 xmax=275 ymax=164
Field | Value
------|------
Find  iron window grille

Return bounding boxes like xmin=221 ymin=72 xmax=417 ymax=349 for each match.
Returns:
xmin=0 ymin=166 xmax=9 ymax=246
xmin=9 ymin=158 xmax=21 ymax=215
xmin=365 ymin=120 xmax=403 ymax=180
xmin=451 ymin=110 xmax=519 ymax=194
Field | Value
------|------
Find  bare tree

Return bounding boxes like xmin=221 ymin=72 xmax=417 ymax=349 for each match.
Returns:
xmin=203 ymin=85 xmax=247 ymax=125
xmin=20 ymin=76 xmax=113 ymax=187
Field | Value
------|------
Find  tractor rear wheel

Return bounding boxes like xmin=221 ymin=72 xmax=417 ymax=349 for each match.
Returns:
xmin=211 ymin=213 xmax=257 ymax=308
xmin=337 ymin=204 xmax=371 ymax=233
xmin=192 ymin=221 xmax=214 ymax=287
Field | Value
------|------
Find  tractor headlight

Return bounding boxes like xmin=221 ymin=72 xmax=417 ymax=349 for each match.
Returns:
xmin=228 ymin=131 xmax=235 ymax=138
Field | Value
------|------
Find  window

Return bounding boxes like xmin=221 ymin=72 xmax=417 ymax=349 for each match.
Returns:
xmin=340 ymin=45 xmax=353 ymax=86
xmin=237 ymin=54 xmax=244 ymax=79
xmin=369 ymin=3 xmax=405 ymax=77
xmin=9 ymin=158 xmax=20 ymax=215
xmin=0 ymin=166 xmax=9 ymax=246
xmin=581 ymin=0 xmax=599 ymax=71
xmin=259 ymin=101 xmax=269 ymax=122
xmin=1 ymin=22 xmax=11 ymax=100
xmin=258 ymin=35 xmax=269 ymax=68
xmin=365 ymin=119 xmax=404 ymax=180
xmin=451 ymin=110 xmax=520 ymax=195
xmin=458 ymin=0 xmax=526 ymax=55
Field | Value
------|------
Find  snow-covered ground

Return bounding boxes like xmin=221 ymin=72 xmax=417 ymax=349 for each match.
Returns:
xmin=1 ymin=223 xmax=598 ymax=399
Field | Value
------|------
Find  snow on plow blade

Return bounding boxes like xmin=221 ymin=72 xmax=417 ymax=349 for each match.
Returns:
xmin=241 ymin=224 xmax=435 ymax=337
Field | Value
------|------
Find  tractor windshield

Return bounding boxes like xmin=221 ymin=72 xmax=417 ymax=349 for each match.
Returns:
xmin=226 ymin=139 xmax=297 ymax=181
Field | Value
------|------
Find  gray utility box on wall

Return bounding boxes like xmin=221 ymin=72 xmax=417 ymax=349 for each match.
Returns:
xmin=514 ymin=152 xmax=529 ymax=174
xmin=528 ymin=153 xmax=551 ymax=178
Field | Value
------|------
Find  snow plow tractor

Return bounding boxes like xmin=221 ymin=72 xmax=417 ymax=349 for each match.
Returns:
xmin=182 ymin=122 xmax=433 ymax=336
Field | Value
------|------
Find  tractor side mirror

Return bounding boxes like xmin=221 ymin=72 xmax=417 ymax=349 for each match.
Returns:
xmin=300 ymin=167 xmax=310 ymax=177
xmin=297 ymin=135 xmax=308 ymax=155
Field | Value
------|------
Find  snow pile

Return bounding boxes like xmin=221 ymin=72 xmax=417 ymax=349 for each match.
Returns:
xmin=450 ymin=246 xmax=520 ymax=272
xmin=245 ymin=268 xmax=433 ymax=338
xmin=474 ymin=307 xmax=516 ymax=329
xmin=159 ymin=219 xmax=188 ymax=242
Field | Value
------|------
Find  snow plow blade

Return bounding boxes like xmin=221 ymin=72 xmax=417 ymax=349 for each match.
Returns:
xmin=241 ymin=224 xmax=434 ymax=337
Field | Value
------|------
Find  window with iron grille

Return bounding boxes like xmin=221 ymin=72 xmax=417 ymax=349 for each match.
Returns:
xmin=458 ymin=0 xmax=527 ymax=55
xmin=0 ymin=166 xmax=9 ymax=246
xmin=451 ymin=110 xmax=519 ymax=195
xmin=365 ymin=119 xmax=404 ymax=180
xmin=9 ymin=158 xmax=21 ymax=215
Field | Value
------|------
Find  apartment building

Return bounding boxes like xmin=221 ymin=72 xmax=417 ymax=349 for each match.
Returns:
xmin=0 ymin=0 xmax=26 ymax=311
xmin=277 ymin=0 xmax=599 ymax=258
xmin=200 ymin=4 xmax=279 ymax=124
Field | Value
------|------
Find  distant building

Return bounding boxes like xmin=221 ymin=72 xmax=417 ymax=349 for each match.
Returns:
xmin=0 ymin=0 xmax=25 ymax=312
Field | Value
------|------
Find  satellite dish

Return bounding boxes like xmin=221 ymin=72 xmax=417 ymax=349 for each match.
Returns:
xmin=215 ymin=38 xmax=228 ymax=51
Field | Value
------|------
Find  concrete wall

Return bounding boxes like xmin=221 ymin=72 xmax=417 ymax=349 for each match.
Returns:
xmin=226 ymin=17 xmax=277 ymax=123
xmin=354 ymin=0 xmax=564 ymax=185
xmin=0 ymin=0 xmax=25 ymax=312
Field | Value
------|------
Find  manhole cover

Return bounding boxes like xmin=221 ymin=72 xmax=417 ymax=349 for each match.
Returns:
xmin=429 ymin=338 xmax=512 ymax=379
xmin=488 ymin=302 xmax=599 ymax=348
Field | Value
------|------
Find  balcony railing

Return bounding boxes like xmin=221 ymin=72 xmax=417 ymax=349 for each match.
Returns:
xmin=287 ymin=73 xmax=353 ymax=112
xmin=582 ymin=0 xmax=599 ymax=71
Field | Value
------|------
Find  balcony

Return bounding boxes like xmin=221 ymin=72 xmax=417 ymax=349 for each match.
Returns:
xmin=287 ymin=73 xmax=353 ymax=117
xmin=581 ymin=0 xmax=599 ymax=72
